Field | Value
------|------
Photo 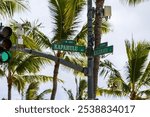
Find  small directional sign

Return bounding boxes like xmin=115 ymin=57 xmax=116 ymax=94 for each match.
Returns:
xmin=96 ymin=42 xmax=108 ymax=49
xmin=52 ymin=44 xmax=85 ymax=52
xmin=94 ymin=45 xmax=113 ymax=56
xmin=62 ymin=40 xmax=76 ymax=45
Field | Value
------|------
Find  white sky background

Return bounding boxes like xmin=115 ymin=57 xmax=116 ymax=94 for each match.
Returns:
xmin=0 ymin=0 xmax=150 ymax=100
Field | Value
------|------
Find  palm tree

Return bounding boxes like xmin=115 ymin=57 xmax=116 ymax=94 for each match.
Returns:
xmin=0 ymin=0 xmax=28 ymax=18
xmin=98 ymin=40 xmax=150 ymax=100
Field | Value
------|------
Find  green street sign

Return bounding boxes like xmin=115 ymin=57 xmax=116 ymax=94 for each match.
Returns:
xmin=62 ymin=40 xmax=76 ymax=45
xmin=94 ymin=45 xmax=113 ymax=56
xmin=96 ymin=42 xmax=108 ymax=49
xmin=52 ymin=44 xmax=85 ymax=52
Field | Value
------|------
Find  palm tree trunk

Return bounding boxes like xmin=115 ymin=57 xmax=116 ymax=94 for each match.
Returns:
xmin=50 ymin=51 xmax=61 ymax=100
xmin=8 ymin=82 xmax=12 ymax=100
xmin=7 ymin=71 xmax=12 ymax=100
xmin=130 ymin=83 xmax=136 ymax=100
xmin=21 ymin=90 xmax=24 ymax=100
xmin=93 ymin=0 xmax=104 ymax=98
xmin=130 ymin=91 xmax=136 ymax=100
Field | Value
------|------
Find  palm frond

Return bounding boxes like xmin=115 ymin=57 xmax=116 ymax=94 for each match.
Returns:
xmin=101 ymin=20 xmax=111 ymax=33
xmin=125 ymin=40 xmax=150 ymax=84
xmin=26 ymin=82 xmax=52 ymax=100
xmin=120 ymin=0 xmax=148 ymax=6
xmin=64 ymin=55 xmax=86 ymax=67
xmin=15 ymin=55 xmax=50 ymax=74
xmin=20 ymin=75 xmax=53 ymax=83
xmin=8 ymin=51 xmax=24 ymax=71
xmin=13 ymin=74 xmax=57 ymax=99
xmin=49 ymin=0 xmax=87 ymax=43
xmin=137 ymin=62 xmax=150 ymax=89
xmin=36 ymin=89 xmax=52 ymax=100
xmin=75 ymin=21 xmax=111 ymax=42
xmin=78 ymin=79 xmax=87 ymax=99
xmin=22 ymin=20 xmax=51 ymax=49
xmin=49 ymin=0 xmax=68 ymax=42
xmin=75 ymin=23 xmax=87 ymax=42
xmin=64 ymin=0 xmax=86 ymax=32
xmin=25 ymin=82 xmax=39 ymax=100
xmin=11 ymin=32 xmax=18 ymax=45
xmin=99 ymin=60 xmax=121 ymax=78
xmin=108 ymin=76 xmax=130 ymax=95
xmin=0 ymin=67 xmax=5 ymax=77
xmin=137 ymin=89 xmax=150 ymax=99
xmin=0 ymin=0 xmax=28 ymax=18
xmin=64 ymin=55 xmax=86 ymax=77
xmin=97 ymin=88 xmax=124 ymax=97
xmin=22 ymin=35 xmax=41 ymax=50
xmin=12 ymin=74 xmax=26 ymax=93
xmin=62 ymin=86 xmax=75 ymax=100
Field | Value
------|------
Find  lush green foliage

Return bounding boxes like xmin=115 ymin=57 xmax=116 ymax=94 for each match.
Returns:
xmin=98 ymin=40 xmax=150 ymax=100
xmin=0 ymin=0 xmax=28 ymax=18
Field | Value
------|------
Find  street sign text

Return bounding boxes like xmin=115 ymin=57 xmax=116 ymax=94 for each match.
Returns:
xmin=94 ymin=45 xmax=113 ymax=56
xmin=52 ymin=44 xmax=85 ymax=52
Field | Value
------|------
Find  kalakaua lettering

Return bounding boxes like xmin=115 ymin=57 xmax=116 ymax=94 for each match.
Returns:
xmin=15 ymin=105 xmax=70 ymax=113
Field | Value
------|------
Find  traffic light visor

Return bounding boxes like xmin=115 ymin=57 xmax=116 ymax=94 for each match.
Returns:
xmin=0 ymin=39 xmax=12 ymax=50
xmin=2 ymin=27 xmax=12 ymax=37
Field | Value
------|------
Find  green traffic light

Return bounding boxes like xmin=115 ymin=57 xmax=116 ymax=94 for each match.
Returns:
xmin=1 ymin=51 xmax=9 ymax=62
xmin=0 ymin=51 xmax=11 ymax=62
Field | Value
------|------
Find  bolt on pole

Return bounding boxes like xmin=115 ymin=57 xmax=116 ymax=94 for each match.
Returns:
xmin=87 ymin=0 xmax=94 ymax=100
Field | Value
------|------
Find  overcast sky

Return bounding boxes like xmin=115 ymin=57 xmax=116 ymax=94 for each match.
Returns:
xmin=0 ymin=0 xmax=150 ymax=100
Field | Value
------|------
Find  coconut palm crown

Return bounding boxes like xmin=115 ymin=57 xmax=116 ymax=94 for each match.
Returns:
xmin=98 ymin=40 xmax=150 ymax=100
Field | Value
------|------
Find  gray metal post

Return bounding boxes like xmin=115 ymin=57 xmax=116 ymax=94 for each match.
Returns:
xmin=87 ymin=0 xmax=94 ymax=100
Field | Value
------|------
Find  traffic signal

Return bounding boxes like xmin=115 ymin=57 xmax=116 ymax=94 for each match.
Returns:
xmin=0 ymin=26 xmax=12 ymax=62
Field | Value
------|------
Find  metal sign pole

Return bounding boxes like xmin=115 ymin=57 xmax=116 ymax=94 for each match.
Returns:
xmin=87 ymin=0 xmax=94 ymax=100
xmin=11 ymin=46 xmax=84 ymax=73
